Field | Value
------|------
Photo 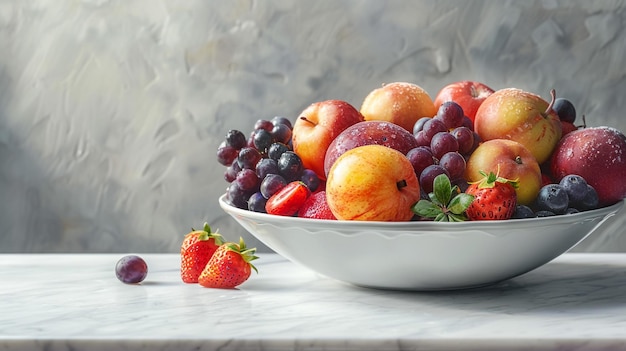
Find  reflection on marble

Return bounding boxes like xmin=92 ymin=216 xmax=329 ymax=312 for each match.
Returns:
xmin=2 ymin=253 xmax=626 ymax=350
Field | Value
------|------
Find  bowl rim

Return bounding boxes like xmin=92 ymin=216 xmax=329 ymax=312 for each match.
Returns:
xmin=218 ymin=194 xmax=624 ymax=230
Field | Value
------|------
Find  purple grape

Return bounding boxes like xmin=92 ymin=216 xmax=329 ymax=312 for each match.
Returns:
xmin=552 ymin=98 xmax=576 ymax=123
xmin=235 ymin=168 xmax=260 ymax=192
xmin=268 ymin=142 xmax=290 ymax=161
xmin=253 ymin=129 xmax=273 ymax=153
xmin=301 ymin=169 xmax=320 ymax=192
xmin=271 ymin=116 xmax=293 ymax=129
xmin=438 ymin=152 xmax=466 ymax=181
xmin=225 ymin=129 xmax=247 ymax=149
xmin=430 ymin=132 xmax=459 ymax=160
xmin=414 ymin=131 xmax=430 ymax=147
xmin=254 ymin=119 xmax=274 ymax=132
xmin=271 ymin=123 xmax=292 ymax=144
xmin=115 ymin=255 xmax=148 ymax=284
xmin=260 ymin=174 xmax=287 ymax=199
xmin=248 ymin=192 xmax=267 ymax=213
xmin=461 ymin=116 xmax=474 ymax=131
xmin=435 ymin=101 xmax=465 ymax=129
xmin=451 ymin=126 xmax=475 ymax=155
xmin=224 ymin=161 xmax=241 ymax=183
xmin=237 ymin=147 xmax=262 ymax=170
xmin=216 ymin=142 xmax=239 ymax=166
xmin=256 ymin=158 xmax=279 ymax=179
xmin=413 ymin=117 xmax=431 ymax=135
xmin=226 ymin=182 xmax=249 ymax=209
xmin=406 ymin=146 xmax=436 ymax=177
xmin=422 ymin=118 xmax=448 ymax=142
xmin=419 ymin=165 xmax=450 ymax=194
xmin=278 ymin=151 xmax=304 ymax=182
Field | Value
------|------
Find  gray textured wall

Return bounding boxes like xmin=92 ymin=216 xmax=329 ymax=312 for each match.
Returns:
xmin=0 ymin=0 xmax=625 ymax=253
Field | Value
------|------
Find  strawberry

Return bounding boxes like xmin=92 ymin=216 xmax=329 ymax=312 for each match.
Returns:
xmin=265 ymin=181 xmax=311 ymax=216
xmin=465 ymin=171 xmax=518 ymax=221
xmin=198 ymin=237 xmax=258 ymax=289
xmin=297 ymin=191 xmax=337 ymax=220
xmin=180 ymin=223 xmax=224 ymax=283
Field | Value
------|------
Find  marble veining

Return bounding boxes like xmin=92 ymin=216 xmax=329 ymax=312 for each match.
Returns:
xmin=2 ymin=253 xmax=626 ymax=350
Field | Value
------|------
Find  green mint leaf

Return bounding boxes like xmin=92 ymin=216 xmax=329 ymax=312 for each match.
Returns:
xmin=433 ymin=174 xmax=452 ymax=205
xmin=428 ymin=192 xmax=442 ymax=206
xmin=435 ymin=212 xmax=447 ymax=222
xmin=412 ymin=200 xmax=443 ymax=218
xmin=448 ymin=213 xmax=467 ymax=222
xmin=448 ymin=193 xmax=475 ymax=214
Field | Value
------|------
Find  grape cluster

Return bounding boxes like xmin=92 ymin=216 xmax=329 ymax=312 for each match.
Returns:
xmin=216 ymin=117 xmax=319 ymax=212
xmin=409 ymin=101 xmax=480 ymax=194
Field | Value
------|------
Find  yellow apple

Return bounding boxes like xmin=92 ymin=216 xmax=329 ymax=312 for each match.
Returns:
xmin=326 ymin=144 xmax=420 ymax=221
xmin=465 ymin=139 xmax=541 ymax=206
xmin=474 ymin=88 xmax=562 ymax=164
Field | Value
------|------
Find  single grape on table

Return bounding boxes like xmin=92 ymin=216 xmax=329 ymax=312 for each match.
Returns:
xmin=115 ymin=255 xmax=148 ymax=284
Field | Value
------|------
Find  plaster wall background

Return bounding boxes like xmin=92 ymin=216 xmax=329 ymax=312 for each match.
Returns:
xmin=0 ymin=0 xmax=624 ymax=253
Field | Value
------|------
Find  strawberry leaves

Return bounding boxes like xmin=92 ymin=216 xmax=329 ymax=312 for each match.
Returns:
xmin=412 ymin=174 xmax=474 ymax=222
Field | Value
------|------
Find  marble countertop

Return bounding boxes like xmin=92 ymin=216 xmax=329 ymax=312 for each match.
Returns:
xmin=2 ymin=253 xmax=626 ymax=351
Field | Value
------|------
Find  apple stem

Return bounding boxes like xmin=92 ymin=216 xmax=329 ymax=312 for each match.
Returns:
xmin=396 ymin=179 xmax=408 ymax=190
xmin=470 ymin=85 xmax=478 ymax=98
xmin=545 ymin=89 xmax=556 ymax=115
xmin=515 ymin=156 xmax=523 ymax=165
xmin=299 ymin=116 xmax=317 ymax=126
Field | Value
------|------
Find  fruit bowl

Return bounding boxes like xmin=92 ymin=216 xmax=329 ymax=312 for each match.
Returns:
xmin=219 ymin=194 xmax=623 ymax=291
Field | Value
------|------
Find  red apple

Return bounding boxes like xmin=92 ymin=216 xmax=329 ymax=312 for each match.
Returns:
xmin=466 ymin=139 xmax=542 ymax=206
xmin=360 ymin=82 xmax=437 ymax=133
xmin=323 ymin=120 xmax=419 ymax=177
xmin=433 ymin=80 xmax=495 ymax=123
xmin=326 ymin=144 xmax=421 ymax=221
xmin=550 ymin=126 xmax=626 ymax=207
xmin=474 ymin=88 xmax=562 ymax=165
xmin=292 ymin=100 xmax=364 ymax=180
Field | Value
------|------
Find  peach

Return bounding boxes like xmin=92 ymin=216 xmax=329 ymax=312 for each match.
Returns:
xmin=360 ymin=82 xmax=437 ymax=133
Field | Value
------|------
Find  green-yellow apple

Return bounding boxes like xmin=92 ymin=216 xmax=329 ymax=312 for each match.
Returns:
xmin=360 ymin=82 xmax=437 ymax=133
xmin=551 ymin=126 xmax=626 ymax=207
xmin=474 ymin=88 xmax=562 ymax=164
xmin=326 ymin=144 xmax=421 ymax=221
xmin=433 ymin=80 xmax=495 ymax=123
xmin=323 ymin=120 xmax=418 ymax=177
xmin=465 ymin=139 xmax=542 ymax=206
xmin=292 ymin=100 xmax=364 ymax=180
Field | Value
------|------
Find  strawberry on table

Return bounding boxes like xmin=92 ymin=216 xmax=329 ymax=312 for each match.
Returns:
xmin=180 ymin=223 xmax=224 ymax=283
xmin=465 ymin=170 xmax=518 ymax=221
xmin=198 ymin=237 xmax=258 ymax=289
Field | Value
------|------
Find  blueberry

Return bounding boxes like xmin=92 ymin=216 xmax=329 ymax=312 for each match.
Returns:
xmin=565 ymin=208 xmax=580 ymax=215
xmin=559 ymin=174 xmax=588 ymax=208
xmin=579 ymin=185 xmax=599 ymax=211
xmin=512 ymin=205 xmax=536 ymax=219
xmin=535 ymin=184 xmax=569 ymax=215
xmin=536 ymin=210 xmax=556 ymax=217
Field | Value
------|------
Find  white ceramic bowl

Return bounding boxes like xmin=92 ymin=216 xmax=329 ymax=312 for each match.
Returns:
xmin=219 ymin=194 xmax=624 ymax=291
